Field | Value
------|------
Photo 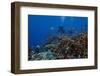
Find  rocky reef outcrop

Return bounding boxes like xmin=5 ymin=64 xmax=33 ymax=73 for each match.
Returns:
xmin=28 ymin=32 xmax=88 ymax=60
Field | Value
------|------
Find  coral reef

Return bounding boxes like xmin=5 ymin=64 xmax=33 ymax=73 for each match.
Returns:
xmin=28 ymin=26 xmax=88 ymax=60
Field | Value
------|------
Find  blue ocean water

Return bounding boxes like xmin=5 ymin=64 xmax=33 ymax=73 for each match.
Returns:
xmin=28 ymin=15 xmax=88 ymax=48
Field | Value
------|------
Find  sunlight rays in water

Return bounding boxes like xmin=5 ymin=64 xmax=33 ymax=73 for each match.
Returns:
xmin=61 ymin=16 xmax=65 ymax=26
